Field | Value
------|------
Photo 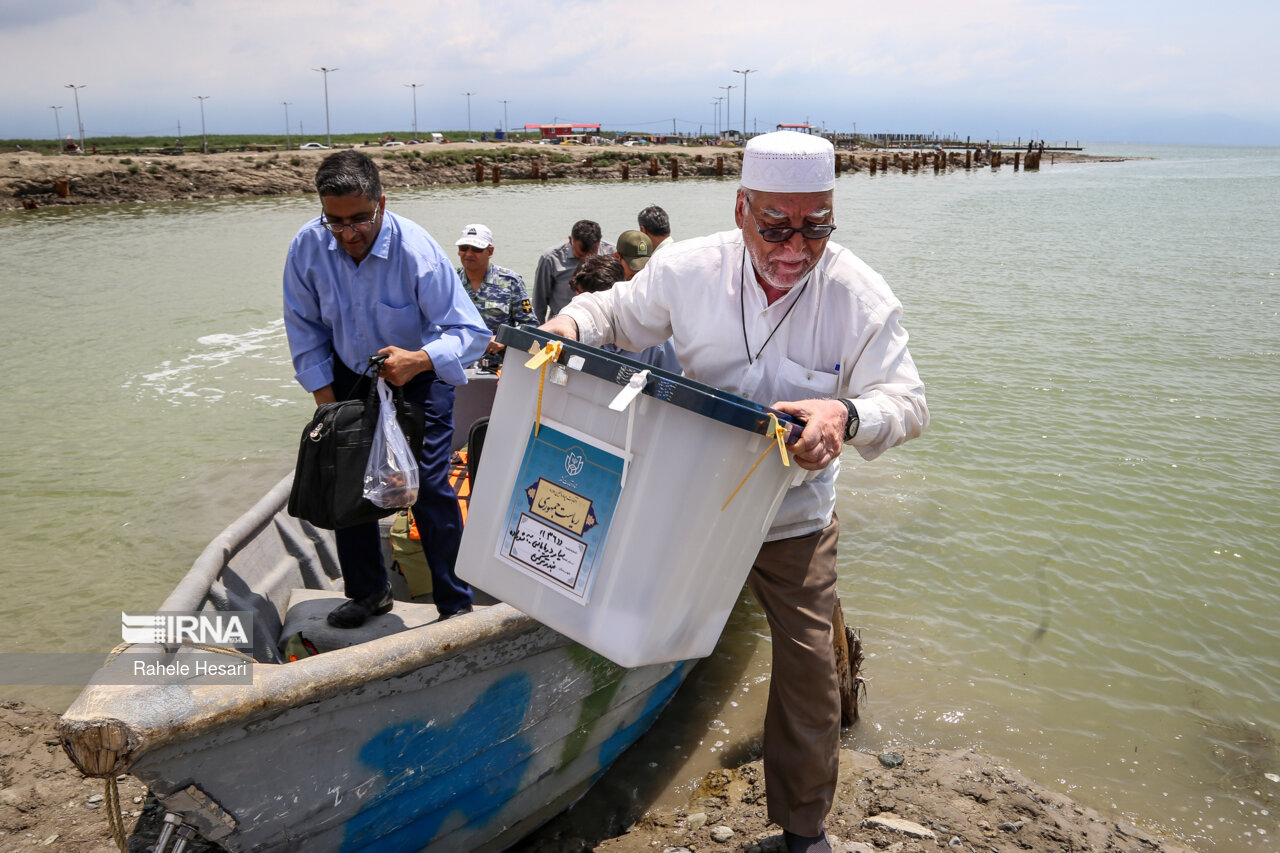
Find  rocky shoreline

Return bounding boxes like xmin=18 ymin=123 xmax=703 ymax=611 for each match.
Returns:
xmin=0 ymin=142 xmax=1114 ymax=212
xmin=2 ymin=700 xmax=1195 ymax=852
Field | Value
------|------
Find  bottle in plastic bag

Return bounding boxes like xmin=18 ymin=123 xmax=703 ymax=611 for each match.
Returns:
xmin=363 ymin=378 xmax=420 ymax=508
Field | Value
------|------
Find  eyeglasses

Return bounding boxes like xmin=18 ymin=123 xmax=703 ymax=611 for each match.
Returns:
xmin=457 ymin=244 xmax=489 ymax=253
xmin=750 ymin=210 xmax=837 ymax=243
xmin=320 ymin=212 xmax=380 ymax=234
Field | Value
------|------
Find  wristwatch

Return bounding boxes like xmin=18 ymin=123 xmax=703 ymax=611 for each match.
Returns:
xmin=841 ymin=398 xmax=860 ymax=442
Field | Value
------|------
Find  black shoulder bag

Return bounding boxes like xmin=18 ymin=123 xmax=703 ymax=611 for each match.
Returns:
xmin=287 ymin=357 xmax=426 ymax=530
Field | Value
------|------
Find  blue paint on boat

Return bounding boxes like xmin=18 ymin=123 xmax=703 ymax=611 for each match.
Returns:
xmin=594 ymin=662 xmax=688 ymax=777
xmin=340 ymin=673 xmax=535 ymax=852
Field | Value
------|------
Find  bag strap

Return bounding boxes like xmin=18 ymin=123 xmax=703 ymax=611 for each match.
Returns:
xmin=363 ymin=354 xmax=413 ymax=417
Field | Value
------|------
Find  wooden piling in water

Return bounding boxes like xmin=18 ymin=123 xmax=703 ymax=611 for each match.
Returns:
xmin=649 ymin=156 xmax=659 ymax=176
xmin=869 ymin=157 xmax=877 ymax=175
xmin=835 ymin=153 xmax=843 ymax=174
xmin=622 ymin=163 xmax=630 ymax=180
xmin=716 ymin=156 xmax=724 ymax=177
xmin=531 ymin=161 xmax=541 ymax=180
xmin=492 ymin=165 xmax=500 ymax=184
xmin=671 ymin=158 xmax=679 ymax=179
xmin=1014 ymin=152 xmax=1021 ymax=171
xmin=965 ymin=149 xmax=972 ymax=169
xmin=54 ymin=177 xmax=69 ymax=198
xmin=585 ymin=156 xmax=593 ymax=168
xmin=881 ymin=155 xmax=889 ymax=172
xmin=475 ymin=159 xmax=484 ymax=181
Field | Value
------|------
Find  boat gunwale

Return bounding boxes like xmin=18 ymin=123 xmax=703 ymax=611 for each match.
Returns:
xmin=59 ymin=473 xmax=557 ymax=776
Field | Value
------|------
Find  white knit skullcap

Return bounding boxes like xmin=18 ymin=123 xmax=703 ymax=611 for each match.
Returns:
xmin=741 ymin=131 xmax=835 ymax=193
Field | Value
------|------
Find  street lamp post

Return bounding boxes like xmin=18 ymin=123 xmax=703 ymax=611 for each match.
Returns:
xmin=65 ymin=84 xmax=86 ymax=153
xmin=462 ymin=92 xmax=474 ymax=140
xmin=719 ymin=85 xmax=736 ymax=137
xmin=312 ymin=67 xmax=338 ymax=148
xmin=282 ymin=102 xmax=292 ymax=151
xmin=732 ymin=68 xmax=755 ymax=136
xmin=712 ymin=98 xmax=722 ymax=137
xmin=500 ymin=99 xmax=511 ymax=136
xmin=50 ymin=106 xmax=63 ymax=154
xmin=194 ymin=96 xmax=210 ymax=154
xmin=405 ymin=83 xmax=422 ymax=140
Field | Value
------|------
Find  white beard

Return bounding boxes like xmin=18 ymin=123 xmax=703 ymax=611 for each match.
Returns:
xmin=745 ymin=241 xmax=804 ymax=291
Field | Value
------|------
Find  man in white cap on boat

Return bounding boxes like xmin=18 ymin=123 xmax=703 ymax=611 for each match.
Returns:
xmin=540 ymin=130 xmax=928 ymax=853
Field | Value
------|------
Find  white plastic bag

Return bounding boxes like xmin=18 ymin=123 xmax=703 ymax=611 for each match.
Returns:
xmin=363 ymin=378 xmax=419 ymax=508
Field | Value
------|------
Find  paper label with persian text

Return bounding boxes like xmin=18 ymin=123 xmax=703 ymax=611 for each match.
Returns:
xmin=497 ymin=420 xmax=627 ymax=603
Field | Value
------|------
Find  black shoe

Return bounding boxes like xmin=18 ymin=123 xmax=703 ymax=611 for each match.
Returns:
xmin=437 ymin=604 xmax=473 ymax=622
xmin=783 ymin=829 xmax=831 ymax=853
xmin=327 ymin=586 xmax=394 ymax=629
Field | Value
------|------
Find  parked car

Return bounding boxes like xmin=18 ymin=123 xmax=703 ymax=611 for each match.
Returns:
xmin=382 ymin=141 xmax=405 ymax=147
xmin=299 ymin=142 xmax=329 ymax=150
xmin=622 ymin=140 xmax=647 ymax=147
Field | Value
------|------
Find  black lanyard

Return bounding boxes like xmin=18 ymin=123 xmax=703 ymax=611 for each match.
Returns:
xmin=739 ymin=246 xmax=811 ymax=365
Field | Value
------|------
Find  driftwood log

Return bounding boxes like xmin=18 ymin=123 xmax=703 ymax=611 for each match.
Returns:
xmin=832 ymin=599 xmax=866 ymax=727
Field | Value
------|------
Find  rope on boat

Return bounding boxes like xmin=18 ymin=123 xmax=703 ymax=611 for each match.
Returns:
xmin=105 ymin=641 xmax=256 ymax=663
xmin=94 ymin=643 xmax=255 ymax=850
xmin=188 ymin=644 xmax=256 ymax=662
xmin=104 ymin=776 xmax=129 ymax=853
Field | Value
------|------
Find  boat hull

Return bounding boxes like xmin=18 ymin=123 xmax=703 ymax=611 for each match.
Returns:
xmin=60 ymin=471 xmax=690 ymax=852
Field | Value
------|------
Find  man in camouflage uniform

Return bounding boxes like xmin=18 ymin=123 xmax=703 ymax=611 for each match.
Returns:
xmin=454 ymin=223 xmax=535 ymax=356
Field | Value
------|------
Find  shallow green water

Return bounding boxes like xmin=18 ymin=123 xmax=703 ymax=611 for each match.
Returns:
xmin=1 ymin=144 xmax=1276 ymax=850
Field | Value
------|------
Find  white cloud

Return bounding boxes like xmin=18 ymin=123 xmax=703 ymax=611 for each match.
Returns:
xmin=0 ymin=0 xmax=1275 ymax=142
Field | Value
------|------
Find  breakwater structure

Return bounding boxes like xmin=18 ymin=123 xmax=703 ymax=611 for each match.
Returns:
xmin=2 ymin=137 xmax=1106 ymax=211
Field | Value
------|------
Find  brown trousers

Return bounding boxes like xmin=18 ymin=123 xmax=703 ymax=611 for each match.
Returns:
xmin=746 ymin=515 xmax=841 ymax=836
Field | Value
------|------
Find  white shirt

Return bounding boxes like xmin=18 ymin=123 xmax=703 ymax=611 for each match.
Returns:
xmin=562 ymin=228 xmax=928 ymax=541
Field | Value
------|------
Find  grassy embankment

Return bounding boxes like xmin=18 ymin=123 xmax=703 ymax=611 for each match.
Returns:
xmin=1 ymin=130 xmax=546 ymax=156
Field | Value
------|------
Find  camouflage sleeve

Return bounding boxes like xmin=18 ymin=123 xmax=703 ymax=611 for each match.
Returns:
xmin=509 ymin=274 xmax=536 ymax=326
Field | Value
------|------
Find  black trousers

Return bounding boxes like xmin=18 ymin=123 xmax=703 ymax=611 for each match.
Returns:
xmin=330 ymin=359 xmax=472 ymax=614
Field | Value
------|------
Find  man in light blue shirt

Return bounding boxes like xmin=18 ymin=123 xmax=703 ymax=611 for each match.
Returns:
xmin=283 ymin=150 xmax=489 ymax=627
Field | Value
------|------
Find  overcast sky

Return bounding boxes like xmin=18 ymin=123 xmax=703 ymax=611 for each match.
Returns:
xmin=4 ymin=0 xmax=1277 ymax=145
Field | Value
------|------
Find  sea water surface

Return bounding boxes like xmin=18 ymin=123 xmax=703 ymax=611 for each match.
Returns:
xmin=1 ymin=144 xmax=1276 ymax=851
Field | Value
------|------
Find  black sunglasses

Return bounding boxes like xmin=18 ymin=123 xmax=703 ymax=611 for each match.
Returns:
xmin=750 ymin=209 xmax=837 ymax=243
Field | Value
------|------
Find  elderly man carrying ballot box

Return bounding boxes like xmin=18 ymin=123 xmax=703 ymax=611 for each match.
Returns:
xmin=540 ymin=130 xmax=929 ymax=853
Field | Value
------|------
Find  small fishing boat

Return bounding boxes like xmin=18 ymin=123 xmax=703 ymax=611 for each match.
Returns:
xmin=57 ymin=373 xmax=692 ymax=852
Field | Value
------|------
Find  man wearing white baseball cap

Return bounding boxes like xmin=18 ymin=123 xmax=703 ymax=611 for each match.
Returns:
xmin=541 ymin=130 xmax=928 ymax=853
xmin=455 ymin=223 xmax=535 ymax=356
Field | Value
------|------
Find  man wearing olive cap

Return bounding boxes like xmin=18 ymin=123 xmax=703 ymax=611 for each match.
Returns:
xmin=541 ymin=130 xmax=928 ymax=853
xmin=614 ymin=229 xmax=652 ymax=280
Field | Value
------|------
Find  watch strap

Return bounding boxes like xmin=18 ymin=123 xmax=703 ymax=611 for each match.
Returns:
xmin=842 ymin=398 xmax=860 ymax=441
